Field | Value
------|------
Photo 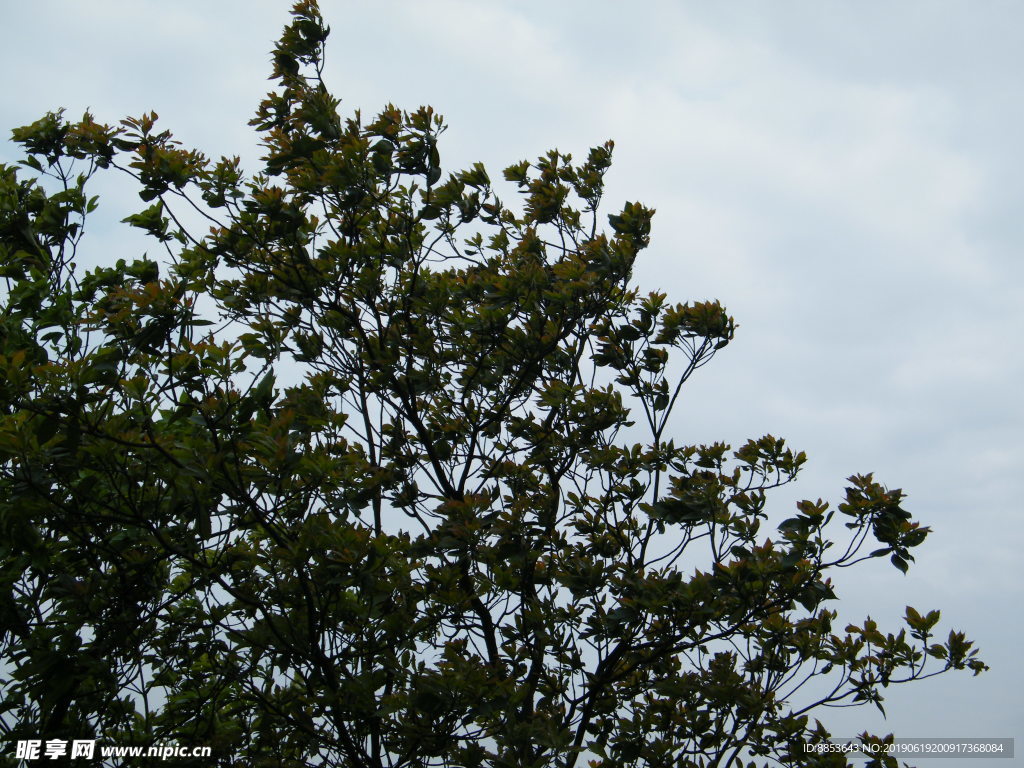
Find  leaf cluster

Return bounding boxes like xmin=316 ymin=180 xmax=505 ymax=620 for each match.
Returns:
xmin=0 ymin=4 xmax=984 ymax=767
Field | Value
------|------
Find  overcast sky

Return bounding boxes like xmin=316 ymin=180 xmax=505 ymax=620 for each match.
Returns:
xmin=2 ymin=2 xmax=1021 ymax=763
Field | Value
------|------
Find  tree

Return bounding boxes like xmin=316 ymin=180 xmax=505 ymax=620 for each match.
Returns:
xmin=0 ymin=3 xmax=985 ymax=766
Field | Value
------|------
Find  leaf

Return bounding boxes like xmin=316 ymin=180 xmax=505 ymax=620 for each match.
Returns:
xmin=253 ymin=371 xmax=276 ymax=407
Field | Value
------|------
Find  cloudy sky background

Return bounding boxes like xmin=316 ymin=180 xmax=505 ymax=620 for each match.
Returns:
xmin=2 ymin=1 xmax=1021 ymax=762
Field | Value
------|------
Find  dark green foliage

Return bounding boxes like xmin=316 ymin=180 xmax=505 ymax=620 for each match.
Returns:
xmin=0 ymin=3 xmax=984 ymax=766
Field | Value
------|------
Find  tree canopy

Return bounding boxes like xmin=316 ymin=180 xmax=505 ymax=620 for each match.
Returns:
xmin=0 ymin=2 xmax=985 ymax=766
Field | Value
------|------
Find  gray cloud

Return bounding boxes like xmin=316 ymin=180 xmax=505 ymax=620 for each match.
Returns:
xmin=2 ymin=1 xmax=1020 ymax=760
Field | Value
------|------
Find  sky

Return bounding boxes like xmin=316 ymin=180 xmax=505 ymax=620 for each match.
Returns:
xmin=2 ymin=1 xmax=1021 ymax=763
